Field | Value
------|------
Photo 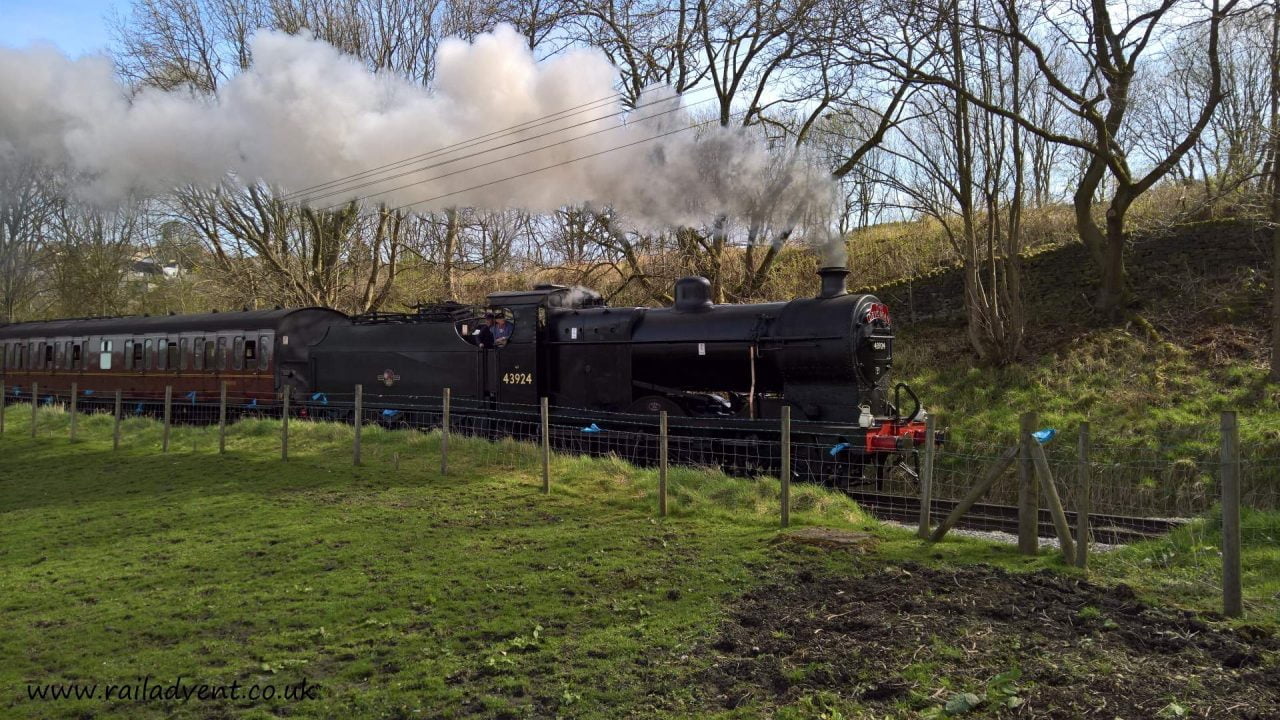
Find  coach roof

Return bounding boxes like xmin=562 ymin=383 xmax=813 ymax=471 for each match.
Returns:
xmin=0 ymin=307 xmax=348 ymax=339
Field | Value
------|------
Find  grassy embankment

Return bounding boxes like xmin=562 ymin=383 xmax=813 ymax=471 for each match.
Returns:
xmin=1 ymin=407 xmax=1276 ymax=719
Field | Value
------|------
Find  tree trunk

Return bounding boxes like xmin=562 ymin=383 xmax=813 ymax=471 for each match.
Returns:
xmin=1272 ymin=141 xmax=1280 ymax=380
xmin=1270 ymin=1 xmax=1280 ymax=380
xmin=442 ymin=208 xmax=459 ymax=300
xmin=1096 ymin=191 xmax=1134 ymax=320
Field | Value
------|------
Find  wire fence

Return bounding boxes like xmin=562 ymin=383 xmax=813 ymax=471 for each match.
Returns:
xmin=2 ymin=381 xmax=1274 ymax=618
xmin=4 ymin=382 xmax=1277 ymax=520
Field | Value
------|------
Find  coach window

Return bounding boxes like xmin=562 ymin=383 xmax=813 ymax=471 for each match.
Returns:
xmin=179 ymin=339 xmax=189 ymax=369
xmin=100 ymin=340 xmax=113 ymax=370
xmin=43 ymin=343 xmax=54 ymax=369
xmin=257 ymin=335 xmax=269 ymax=370
xmin=124 ymin=340 xmax=134 ymax=369
xmin=55 ymin=342 xmax=65 ymax=369
xmin=195 ymin=337 xmax=206 ymax=370
xmin=204 ymin=338 xmax=217 ymax=370
xmin=71 ymin=343 xmax=82 ymax=370
xmin=244 ymin=338 xmax=258 ymax=370
xmin=143 ymin=339 xmax=154 ymax=370
xmin=215 ymin=337 xmax=227 ymax=371
xmin=233 ymin=337 xmax=244 ymax=370
xmin=157 ymin=339 xmax=167 ymax=370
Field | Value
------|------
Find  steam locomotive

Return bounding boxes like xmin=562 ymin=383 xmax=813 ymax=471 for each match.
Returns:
xmin=0 ymin=267 xmax=931 ymax=483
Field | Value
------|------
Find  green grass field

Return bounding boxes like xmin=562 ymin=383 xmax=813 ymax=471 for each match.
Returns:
xmin=1 ymin=406 xmax=1276 ymax=719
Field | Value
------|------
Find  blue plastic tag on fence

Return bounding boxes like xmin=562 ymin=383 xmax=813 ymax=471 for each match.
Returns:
xmin=1032 ymin=428 xmax=1056 ymax=445
xmin=829 ymin=442 xmax=852 ymax=456
xmin=12 ymin=387 xmax=19 ymax=397
xmin=83 ymin=389 xmax=94 ymax=396
xmin=185 ymin=391 xmax=197 ymax=404
xmin=311 ymin=392 xmax=329 ymax=406
xmin=134 ymin=403 xmax=144 ymax=414
xmin=581 ymin=423 xmax=602 ymax=433
xmin=382 ymin=409 xmax=401 ymax=418
xmin=43 ymin=395 xmax=54 ymax=405
xmin=246 ymin=398 xmax=257 ymax=408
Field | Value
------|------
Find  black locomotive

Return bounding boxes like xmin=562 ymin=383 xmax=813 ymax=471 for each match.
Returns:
xmin=1 ymin=267 xmax=931 ymax=484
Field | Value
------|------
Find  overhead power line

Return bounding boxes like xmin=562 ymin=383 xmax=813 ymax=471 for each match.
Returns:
xmin=284 ymin=82 xmax=672 ymax=204
xmin=302 ymin=86 xmax=712 ymax=208
xmin=385 ymin=109 xmax=740 ymax=214
xmin=317 ymin=91 xmax=719 ymax=211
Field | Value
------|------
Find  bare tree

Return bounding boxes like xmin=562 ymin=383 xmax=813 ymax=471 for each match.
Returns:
xmin=880 ymin=0 xmax=1245 ymax=319
xmin=566 ymin=0 xmax=704 ymax=104
xmin=881 ymin=0 xmax=1027 ymax=363
xmin=46 ymin=200 xmax=152 ymax=317
xmin=170 ymin=184 xmax=402 ymax=312
xmin=0 ymin=158 xmax=58 ymax=322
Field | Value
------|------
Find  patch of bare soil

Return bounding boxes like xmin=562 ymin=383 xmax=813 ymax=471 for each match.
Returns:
xmin=697 ymin=563 xmax=1280 ymax=718
xmin=771 ymin=528 xmax=878 ymax=553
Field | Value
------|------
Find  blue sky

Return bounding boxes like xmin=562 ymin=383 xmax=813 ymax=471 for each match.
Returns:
xmin=1 ymin=0 xmax=123 ymax=55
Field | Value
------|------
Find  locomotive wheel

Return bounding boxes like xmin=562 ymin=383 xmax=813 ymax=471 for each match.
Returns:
xmin=627 ymin=395 xmax=684 ymax=416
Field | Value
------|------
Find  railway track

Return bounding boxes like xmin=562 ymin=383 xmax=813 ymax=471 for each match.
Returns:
xmin=842 ymin=490 xmax=1187 ymax=544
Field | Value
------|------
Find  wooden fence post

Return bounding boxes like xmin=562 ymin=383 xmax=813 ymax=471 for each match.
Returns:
xmin=659 ymin=411 xmax=669 ymax=517
xmin=162 ymin=385 xmax=173 ymax=453
xmin=541 ymin=396 xmax=550 ymax=493
xmin=69 ymin=382 xmax=78 ymax=442
xmin=1017 ymin=411 xmax=1039 ymax=555
xmin=1031 ymin=441 xmax=1076 ymax=563
xmin=31 ymin=382 xmax=38 ymax=438
xmin=218 ymin=381 xmax=227 ymax=454
xmin=917 ymin=414 xmax=936 ymax=539
xmin=1076 ymin=422 xmax=1091 ymax=569
xmin=0 ymin=386 xmax=5 ymax=436
xmin=353 ymin=384 xmax=363 ymax=466
xmin=440 ymin=388 xmax=450 ymax=476
xmin=113 ymin=390 xmax=122 ymax=451
xmin=281 ymin=385 xmax=290 ymax=462
xmin=1221 ymin=411 xmax=1243 ymax=618
xmin=780 ymin=406 xmax=791 ymax=528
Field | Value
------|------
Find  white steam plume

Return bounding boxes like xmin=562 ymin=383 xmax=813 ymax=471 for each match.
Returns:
xmin=0 ymin=25 xmax=842 ymax=262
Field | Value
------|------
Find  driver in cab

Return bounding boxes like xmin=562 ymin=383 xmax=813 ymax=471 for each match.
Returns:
xmin=473 ymin=311 xmax=513 ymax=348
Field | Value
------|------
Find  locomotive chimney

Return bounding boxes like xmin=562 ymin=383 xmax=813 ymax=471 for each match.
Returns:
xmin=817 ymin=266 xmax=850 ymax=299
